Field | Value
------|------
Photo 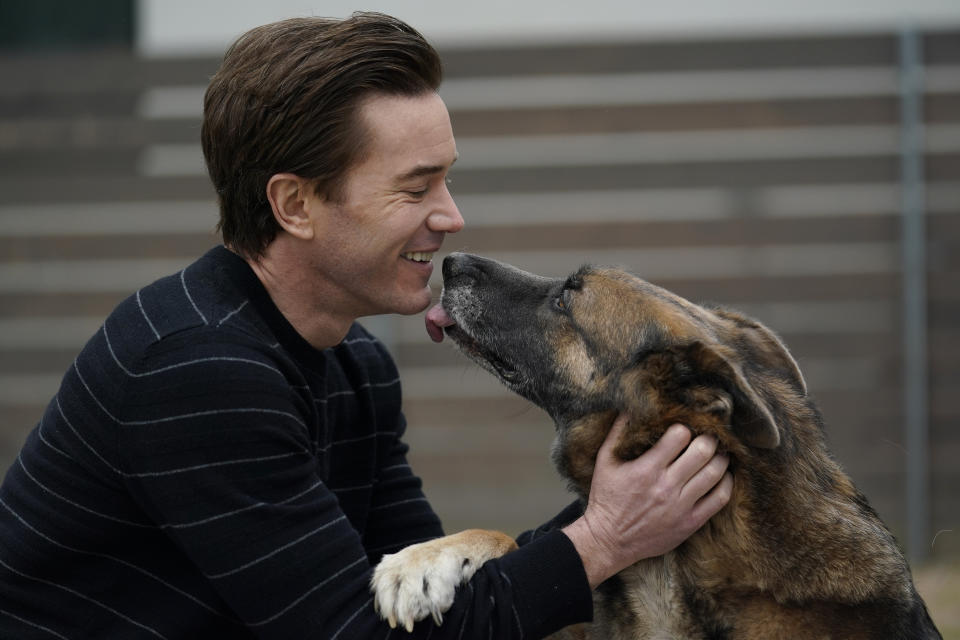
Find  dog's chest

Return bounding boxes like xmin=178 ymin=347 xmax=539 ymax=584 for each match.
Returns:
xmin=592 ymin=555 xmax=703 ymax=640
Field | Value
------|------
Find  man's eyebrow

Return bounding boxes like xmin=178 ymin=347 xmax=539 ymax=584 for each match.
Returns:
xmin=395 ymin=152 xmax=458 ymax=182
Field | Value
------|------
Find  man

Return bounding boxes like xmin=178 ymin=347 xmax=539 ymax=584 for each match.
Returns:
xmin=0 ymin=12 xmax=731 ymax=639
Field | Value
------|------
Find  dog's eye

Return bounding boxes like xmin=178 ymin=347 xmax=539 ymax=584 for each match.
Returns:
xmin=553 ymin=290 xmax=570 ymax=312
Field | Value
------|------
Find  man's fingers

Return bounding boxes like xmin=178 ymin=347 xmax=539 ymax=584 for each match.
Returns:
xmin=643 ymin=423 xmax=692 ymax=468
xmin=679 ymin=450 xmax=730 ymax=504
xmin=664 ymin=431 xmax=718 ymax=487
xmin=596 ymin=413 xmax=630 ymax=462
xmin=690 ymin=471 xmax=734 ymax=526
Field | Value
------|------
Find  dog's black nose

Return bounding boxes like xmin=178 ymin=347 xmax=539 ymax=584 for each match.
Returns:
xmin=442 ymin=252 xmax=479 ymax=280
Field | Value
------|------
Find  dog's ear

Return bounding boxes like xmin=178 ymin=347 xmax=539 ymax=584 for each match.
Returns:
xmin=651 ymin=341 xmax=781 ymax=449
xmin=711 ymin=308 xmax=807 ymax=396
xmin=683 ymin=341 xmax=780 ymax=448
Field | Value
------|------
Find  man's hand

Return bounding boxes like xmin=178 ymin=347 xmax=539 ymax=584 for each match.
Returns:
xmin=562 ymin=415 xmax=732 ymax=588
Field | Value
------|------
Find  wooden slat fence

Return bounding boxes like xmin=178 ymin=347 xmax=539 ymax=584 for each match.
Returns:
xmin=1 ymin=29 xmax=957 ymax=556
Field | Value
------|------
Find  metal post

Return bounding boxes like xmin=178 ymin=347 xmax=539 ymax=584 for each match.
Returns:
xmin=898 ymin=27 xmax=929 ymax=564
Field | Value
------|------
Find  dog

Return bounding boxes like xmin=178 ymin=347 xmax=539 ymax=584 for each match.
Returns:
xmin=372 ymin=252 xmax=941 ymax=639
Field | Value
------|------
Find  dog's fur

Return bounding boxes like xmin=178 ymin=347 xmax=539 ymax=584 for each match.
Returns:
xmin=372 ymin=253 xmax=941 ymax=639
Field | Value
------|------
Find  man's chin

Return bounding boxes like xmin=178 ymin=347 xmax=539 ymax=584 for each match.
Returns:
xmin=406 ymin=293 xmax=435 ymax=316
xmin=383 ymin=288 xmax=434 ymax=317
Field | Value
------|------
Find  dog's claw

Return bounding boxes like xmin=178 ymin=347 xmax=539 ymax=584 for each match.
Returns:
xmin=387 ymin=614 xmax=397 ymax=629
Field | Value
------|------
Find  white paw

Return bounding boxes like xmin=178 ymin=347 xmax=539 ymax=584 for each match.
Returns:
xmin=371 ymin=538 xmax=481 ymax=632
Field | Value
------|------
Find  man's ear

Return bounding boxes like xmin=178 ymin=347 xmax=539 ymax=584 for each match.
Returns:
xmin=265 ymin=173 xmax=316 ymax=240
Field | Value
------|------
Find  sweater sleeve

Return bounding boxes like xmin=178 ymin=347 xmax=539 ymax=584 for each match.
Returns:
xmin=517 ymin=500 xmax=585 ymax=547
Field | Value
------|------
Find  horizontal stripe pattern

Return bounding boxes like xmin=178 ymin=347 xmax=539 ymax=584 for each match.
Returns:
xmin=136 ymin=65 xmax=960 ymax=118
xmin=1 ymin=183 xmax=957 ymax=237
xmin=138 ymin=123 xmax=960 ymax=177
xmin=0 ymin=240 xmax=906 ymax=294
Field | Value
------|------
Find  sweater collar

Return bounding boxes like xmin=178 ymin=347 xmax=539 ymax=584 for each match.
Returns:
xmin=204 ymin=245 xmax=331 ymax=363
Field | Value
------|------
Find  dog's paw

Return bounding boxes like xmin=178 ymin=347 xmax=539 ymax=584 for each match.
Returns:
xmin=371 ymin=529 xmax=517 ymax=632
xmin=372 ymin=539 xmax=475 ymax=631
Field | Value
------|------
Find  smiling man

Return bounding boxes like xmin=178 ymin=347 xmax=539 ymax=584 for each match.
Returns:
xmin=0 ymin=12 xmax=730 ymax=639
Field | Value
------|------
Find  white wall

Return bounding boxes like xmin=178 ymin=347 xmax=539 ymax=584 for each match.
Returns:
xmin=137 ymin=0 xmax=960 ymax=57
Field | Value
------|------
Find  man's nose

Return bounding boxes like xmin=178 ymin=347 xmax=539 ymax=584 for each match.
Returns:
xmin=428 ymin=185 xmax=464 ymax=233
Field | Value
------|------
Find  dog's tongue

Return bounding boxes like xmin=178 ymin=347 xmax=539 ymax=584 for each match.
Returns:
xmin=425 ymin=303 xmax=455 ymax=343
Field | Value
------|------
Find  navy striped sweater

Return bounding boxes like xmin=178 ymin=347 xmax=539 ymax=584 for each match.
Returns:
xmin=0 ymin=246 xmax=591 ymax=639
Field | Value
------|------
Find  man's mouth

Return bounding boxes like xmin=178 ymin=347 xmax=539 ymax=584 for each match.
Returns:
xmin=401 ymin=251 xmax=434 ymax=263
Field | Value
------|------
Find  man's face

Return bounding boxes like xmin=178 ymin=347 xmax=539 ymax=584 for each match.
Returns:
xmin=305 ymin=92 xmax=463 ymax=318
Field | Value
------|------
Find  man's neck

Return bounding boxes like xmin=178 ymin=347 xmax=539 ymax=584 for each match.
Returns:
xmin=237 ymin=242 xmax=354 ymax=350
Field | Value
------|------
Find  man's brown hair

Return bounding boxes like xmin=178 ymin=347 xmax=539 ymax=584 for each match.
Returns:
xmin=201 ymin=12 xmax=443 ymax=258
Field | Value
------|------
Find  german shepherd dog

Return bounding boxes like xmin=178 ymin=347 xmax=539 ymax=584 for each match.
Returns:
xmin=372 ymin=253 xmax=941 ymax=639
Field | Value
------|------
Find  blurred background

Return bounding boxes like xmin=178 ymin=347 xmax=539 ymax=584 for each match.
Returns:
xmin=1 ymin=0 xmax=958 ymax=633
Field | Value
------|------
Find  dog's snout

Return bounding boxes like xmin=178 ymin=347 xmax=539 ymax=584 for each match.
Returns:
xmin=442 ymin=252 xmax=484 ymax=281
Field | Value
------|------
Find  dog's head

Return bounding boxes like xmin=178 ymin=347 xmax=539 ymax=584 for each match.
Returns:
xmin=431 ymin=253 xmax=811 ymax=489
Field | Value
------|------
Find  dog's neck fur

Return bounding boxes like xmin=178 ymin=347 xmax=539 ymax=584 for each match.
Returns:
xmin=553 ymin=404 xmax=912 ymax=611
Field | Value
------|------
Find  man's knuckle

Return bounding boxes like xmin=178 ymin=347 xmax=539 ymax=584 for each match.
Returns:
xmin=692 ymin=438 xmax=713 ymax=459
xmin=708 ymin=458 xmax=726 ymax=480
xmin=717 ymin=479 xmax=733 ymax=502
xmin=714 ymin=484 xmax=730 ymax=504
xmin=628 ymin=461 xmax=656 ymax=485
xmin=650 ymin=482 xmax=672 ymax=506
